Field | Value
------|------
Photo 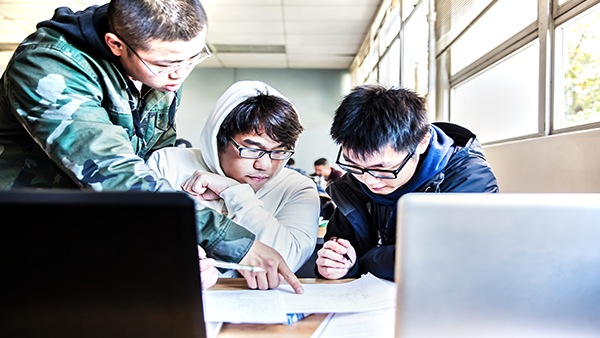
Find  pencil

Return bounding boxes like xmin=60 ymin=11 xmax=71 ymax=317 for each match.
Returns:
xmin=212 ymin=260 xmax=265 ymax=272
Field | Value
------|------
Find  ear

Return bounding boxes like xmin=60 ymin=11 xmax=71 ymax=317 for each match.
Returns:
xmin=415 ymin=131 xmax=431 ymax=155
xmin=105 ymin=32 xmax=124 ymax=57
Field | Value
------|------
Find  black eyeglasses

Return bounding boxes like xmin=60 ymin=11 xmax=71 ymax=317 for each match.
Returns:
xmin=229 ymin=137 xmax=294 ymax=160
xmin=335 ymin=147 xmax=415 ymax=179
xmin=113 ymin=32 xmax=211 ymax=76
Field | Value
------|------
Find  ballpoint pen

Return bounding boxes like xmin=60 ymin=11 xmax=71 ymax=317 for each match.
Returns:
xmin=211 ymin=260 xmax=265 ymax=272
xmin=198 ymin=246 xmax=264 ymax=272
xmin=329 ymin=236 xmax=352 ymax=263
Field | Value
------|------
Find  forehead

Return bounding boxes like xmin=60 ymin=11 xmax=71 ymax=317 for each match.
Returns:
xmin=233 ymin=132 xmax=280 ymax=147
xmin=140 ymin=31 xmax=207 ymax=60
xmin=343 ymin=144 xmax=405 ymax=167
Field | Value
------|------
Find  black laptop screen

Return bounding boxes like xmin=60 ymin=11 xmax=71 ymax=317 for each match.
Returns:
xmin=0 ymin=190 xmax=206 ymax=338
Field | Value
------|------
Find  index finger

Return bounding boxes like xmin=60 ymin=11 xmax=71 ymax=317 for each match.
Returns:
xmin=197 ymin=245 xmax=207 ymax=259
xmin=278 ymin=263 xmax=304 ymax=294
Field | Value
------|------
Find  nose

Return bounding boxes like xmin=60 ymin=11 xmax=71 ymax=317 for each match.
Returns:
xmin=168 ymin=65 xmax=192 ymax=79
xmin=253 ymin=154 xmax=273 ymax=170
xmin=359 ymin=172 xmax=381 ymax=185
xmin=168 ymin=69 xmax=184 ymax=79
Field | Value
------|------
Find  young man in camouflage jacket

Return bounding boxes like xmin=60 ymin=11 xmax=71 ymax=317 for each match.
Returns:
xmin=0 ymin=0 xmax=302 ymax=293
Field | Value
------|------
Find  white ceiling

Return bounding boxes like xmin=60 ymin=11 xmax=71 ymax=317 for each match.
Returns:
xmin=0 ymin=0 xmax=382 ymax=69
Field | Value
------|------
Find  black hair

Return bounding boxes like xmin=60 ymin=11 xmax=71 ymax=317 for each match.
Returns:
xmin=174 ymin=138 xmax=192 ymax=148
xmin=330 ymin=84 xmax=430 ymax=160
xmin=107 ymin=0 xmax=207 ymax=51
xmin=314 ymin=158 xmax=328 ymax=166
xmin=216 ymin=93 xmax=304 ymax=151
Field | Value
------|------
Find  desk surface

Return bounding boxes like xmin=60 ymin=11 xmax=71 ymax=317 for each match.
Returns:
xmin=212 ymin=278 xmax=351 ymax=337
xmin=318 ymin=225 xmax=326 ymax=242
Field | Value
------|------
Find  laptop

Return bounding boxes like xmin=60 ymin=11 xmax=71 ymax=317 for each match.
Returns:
xmin=395 ymin=193 xmax=600 ymax=338
xmin=0 ymin=190 xmax=206 ymax=338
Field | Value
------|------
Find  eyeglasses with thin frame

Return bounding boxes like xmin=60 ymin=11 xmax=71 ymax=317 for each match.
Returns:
xmin=113 ymin=32 xmax=211 ymax=76
xmin=335 ymin=147 xmax=415 ymax=179
xmin=229 ymin=137 xmax=294 ymax=160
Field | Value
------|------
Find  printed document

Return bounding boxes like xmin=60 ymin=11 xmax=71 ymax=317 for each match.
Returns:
xmin=203 ymin=273 xmax=396 ymax=324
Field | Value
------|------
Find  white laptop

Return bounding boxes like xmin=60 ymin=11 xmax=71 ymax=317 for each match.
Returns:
xmin=395 ymin=193 xmax=600 ymax=338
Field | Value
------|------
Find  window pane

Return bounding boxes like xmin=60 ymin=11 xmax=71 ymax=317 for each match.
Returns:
xmin=402 ymin=0 xmax=419 ymax=20
xmin=451 ymin=0 xmax=537 ymax=75
xmin=402 ymin=2 xmax=429 ymax=95
xmin=553 ymin=3 xmax=600 ymax=129
xmin=378 ymin=38 xmax=400 ymax=87
xmin=451 ymin=42 xmax=539 ymax=143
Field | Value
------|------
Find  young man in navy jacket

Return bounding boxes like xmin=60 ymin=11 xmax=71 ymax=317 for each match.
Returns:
xmin=316 ymin=85 xmax=499 ymax=281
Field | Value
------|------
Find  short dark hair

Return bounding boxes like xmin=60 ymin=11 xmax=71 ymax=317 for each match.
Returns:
xmin=107 ymin=0 xmax=207 ymax=51
xmin=314 ymin=158 xmax=328 ymax=166
xmin=174 ymin=138 xmax=192 ymax=148
xmin=330 ymin=84 xmax=430 ymax=160
xmin=216 ymin=93 xmax=304 ymax=151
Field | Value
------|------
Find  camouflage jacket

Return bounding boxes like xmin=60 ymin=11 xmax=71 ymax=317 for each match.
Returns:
xmin=0 ymin=5 xmax=254 ymax=262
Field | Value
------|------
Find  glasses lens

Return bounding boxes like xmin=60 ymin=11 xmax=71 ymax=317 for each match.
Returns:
xmin=270 ymin=151 xmax=294 ymax=160
xmin=368 ymin=170 xmax=397 ymax=179
xmin=239 ymin=148 xmax=265 ymax=159
xmin=338 ymin=164 xmax=362 ymax=175
xmin=154 ymin=45 xmax=211 ymax=75
xmin=154 ymin=61 xmax=191 ymax=75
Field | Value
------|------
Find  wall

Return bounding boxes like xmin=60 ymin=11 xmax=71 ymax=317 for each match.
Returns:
xmin=177 ymin=68 xmax=351 ymax=173
xmin=483 ymin=128 xmax=600 ymax=192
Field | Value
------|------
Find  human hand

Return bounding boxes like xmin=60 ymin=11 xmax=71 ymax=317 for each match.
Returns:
xmin=181 ymin=171 xmax=239 ymax=200
xmin=316 ymin=237 xmax=356 ymax=280
xmin=238 ymin=240 xmax=304 ymax=294
xmin=198 ymin=245 xmax=219 ymax=290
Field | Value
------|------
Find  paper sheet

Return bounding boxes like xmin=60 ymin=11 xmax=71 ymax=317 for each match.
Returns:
xmin=310 ymin=308 xmax=396 ymax=338
xmin=277 ymin=273 xmax=396 ymax=313
xmin=203 ymin=289 xmax=288 ymax=323
xmin=203 ymin=273 xmax=396 ymax=324
xmin=205 ymin=321 xmax=223 ymax=338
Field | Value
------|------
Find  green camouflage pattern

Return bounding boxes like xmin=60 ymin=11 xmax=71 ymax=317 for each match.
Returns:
xmin=0 ymin=27 xmax=255 ymax=262
xmin=0 ymin=27 xmax=177 ymax=191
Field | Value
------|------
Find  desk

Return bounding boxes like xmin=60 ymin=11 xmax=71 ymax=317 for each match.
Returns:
xmin=317 ymin=225 xmax=327 ymax=242
xmin=212 ymin=278 xmax=352 ymax=337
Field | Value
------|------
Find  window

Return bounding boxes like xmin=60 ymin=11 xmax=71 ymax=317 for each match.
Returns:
xmin=553 ymin=2 xmax=600 ymax=129
xmin=402 ymin=1 xmax=429 ymax=95
xmin=450 ymin=0 xmax=537 ymax=75
xmin=379 ymin=38 xmax=401 ymax=87
xmin=452 ymin=42 xmax=539 ymax=143
xmin=350 ymin=0 xmax=600 ymax=144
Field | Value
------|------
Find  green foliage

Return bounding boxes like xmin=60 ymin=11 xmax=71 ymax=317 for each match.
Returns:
xmin=562 ymin=12 xmax=600 ymax=127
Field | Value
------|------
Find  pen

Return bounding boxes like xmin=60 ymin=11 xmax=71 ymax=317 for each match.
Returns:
xmin=212 ymin=260 xmax=265 ymax=272
xmin=329 ymin=236 xmax=352 ymax=263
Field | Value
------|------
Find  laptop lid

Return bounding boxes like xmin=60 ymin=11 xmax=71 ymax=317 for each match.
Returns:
xmin=0 ymin=190 xmax=206 ymax=338
xmin=395 ymin=193 xmax=600 ymax=338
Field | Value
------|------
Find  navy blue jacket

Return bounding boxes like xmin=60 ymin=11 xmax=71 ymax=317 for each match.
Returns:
xmin=319 ymin=122 xmax=499 ymax=280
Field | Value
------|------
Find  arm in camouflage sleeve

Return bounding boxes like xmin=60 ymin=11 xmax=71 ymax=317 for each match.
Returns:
xmin=4 ymin=38 xmax=173 ymax=191
xmin=2 ymin=33 xmax=255 ymax=261
xmin=196 ymin=206 xmax=255 ymax=263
